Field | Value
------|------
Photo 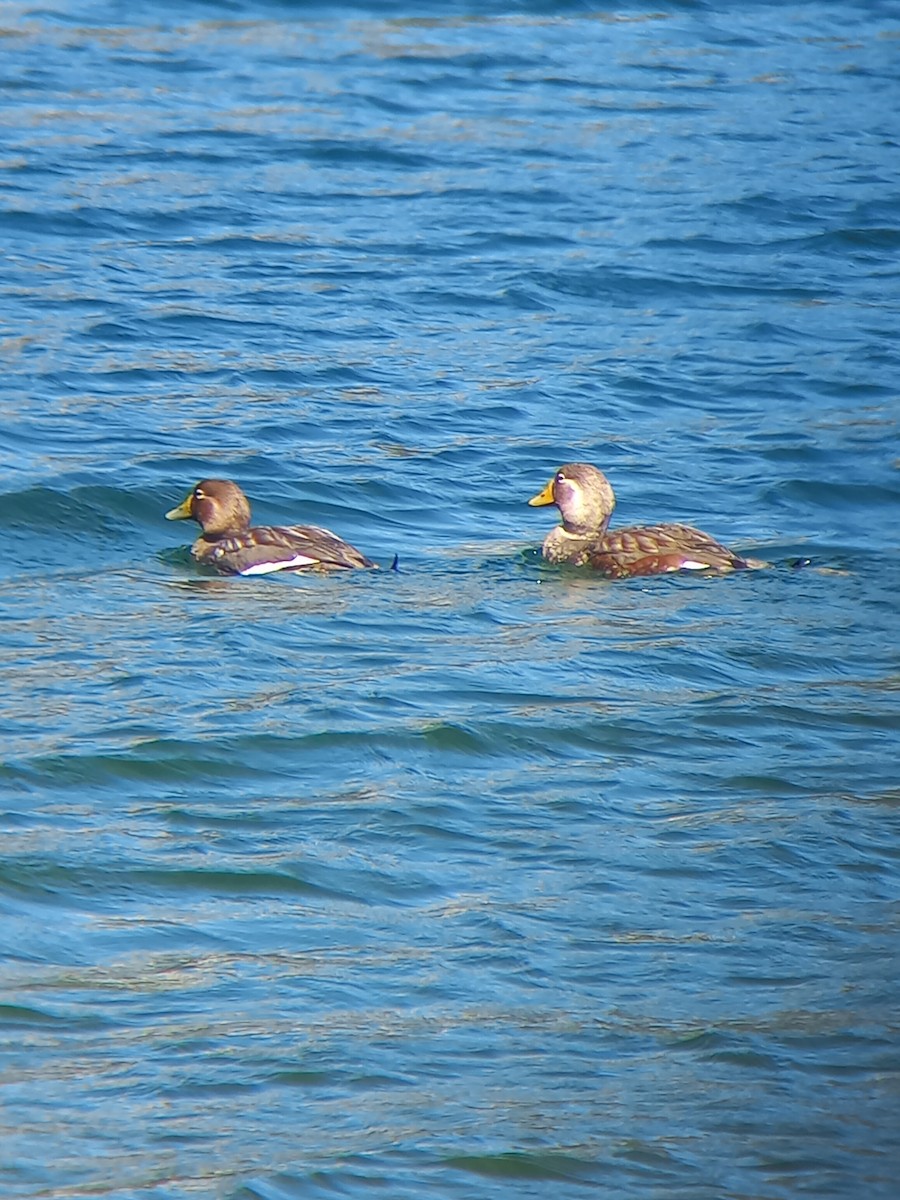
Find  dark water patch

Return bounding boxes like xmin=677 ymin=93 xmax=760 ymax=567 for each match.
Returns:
xmin=0 ymin=206 xmax=107 ymax=240
xmin=832 ymin=225 xmax=900 ymax=251
xmin=82 ymin=318 xmax=142 ymax=342
xmin=0 ymin=1003 xmax=69 ymax=1027
xmin=268 ymin=1068 xmax=343 ymax=1089
xmin=137 ymin=867 xmax=355 ymax=903
xmin=144 ymin=309 xmax=290 ymax=337
xmin=768 ymin=477 xmax=900 ymax=510
xmin=10 ymin=732 xmax=381 ymax=790
xmin=444 ymin=1150 xmax=603 ymax=1184
xmin=161 ymin=804 xmax=286 ymax=832
xmin=272 ymin=138 xmax=439 ymax=171
xmin=0 ymin=853 xmax=434 ymax=913
xmin=530 ymin=265 xmax=826 ymax=307
xmin=7 ymin=745 xmax=278 ymax=792
xmin=0 ymin=484 xmax=147 ymax=539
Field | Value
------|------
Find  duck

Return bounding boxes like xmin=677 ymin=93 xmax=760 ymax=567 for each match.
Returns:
xmin=528 ymin=462 xmax=755 ymax=578
xmin=165 ymin=478 xmax=376 ymax=574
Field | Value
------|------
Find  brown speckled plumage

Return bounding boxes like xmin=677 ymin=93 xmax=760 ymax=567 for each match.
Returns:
xmin=166 ymin=478 xmax=375 ymax=575
xmin=528 ymin=462 xmax=752 ymax=578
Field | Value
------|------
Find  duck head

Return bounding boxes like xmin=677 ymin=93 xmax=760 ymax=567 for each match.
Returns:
xmin=528 ymin=462 xmax=616 ymax=536
xmin=166 ymin=479 xmax=252 ymax=538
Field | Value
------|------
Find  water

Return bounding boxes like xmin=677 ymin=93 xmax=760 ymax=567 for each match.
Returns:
xmin=2 ymin=1 xmax=899 ymax=1197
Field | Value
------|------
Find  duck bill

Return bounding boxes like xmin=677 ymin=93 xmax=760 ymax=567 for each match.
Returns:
xmin=165 ymin=493 xmax=194 ymax=521
xmin=528 ymin=479 xmax=556 ymax=507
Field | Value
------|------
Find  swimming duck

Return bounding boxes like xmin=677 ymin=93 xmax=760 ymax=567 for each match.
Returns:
xmin=528 ymin=462 xmax=753 ymax=578
xmin=166 ymin=478 xmax=376 ymax=574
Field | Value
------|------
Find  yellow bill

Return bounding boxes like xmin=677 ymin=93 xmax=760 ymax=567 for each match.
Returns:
xmin=165 ymin=493 xmax=194 ymax=521
xmin=528 ymin=479 xmax=556 ymax=507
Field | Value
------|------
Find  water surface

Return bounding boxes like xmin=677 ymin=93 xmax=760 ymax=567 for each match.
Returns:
xmin=1 ymin=1 xmax=899 ymax=1197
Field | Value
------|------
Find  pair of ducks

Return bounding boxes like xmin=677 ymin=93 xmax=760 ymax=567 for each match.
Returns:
xmin=166 ymin=463 xmax=754 ymax=580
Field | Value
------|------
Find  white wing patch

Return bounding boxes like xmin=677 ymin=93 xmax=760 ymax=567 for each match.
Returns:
xmin=239 ymin=554 xmax=318 ymax=575
xmin=679 ymin=559 xmax=713 ymax=571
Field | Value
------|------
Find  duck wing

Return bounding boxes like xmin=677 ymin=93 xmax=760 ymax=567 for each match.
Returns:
xmin=585 ymin=523 xmax=749 ymax=579
xmin=202 ymin=523 xmax=375 ymax=574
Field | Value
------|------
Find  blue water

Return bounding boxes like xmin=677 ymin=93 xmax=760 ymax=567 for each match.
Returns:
xmin=2 ymin=2 xmax=899 ymax=1197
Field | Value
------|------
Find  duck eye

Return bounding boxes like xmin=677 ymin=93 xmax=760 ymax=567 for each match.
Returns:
xmin=194 ymin=488 xmax=205 ymax=500
xmin=556 ymin=473 xmax=566 ymax=484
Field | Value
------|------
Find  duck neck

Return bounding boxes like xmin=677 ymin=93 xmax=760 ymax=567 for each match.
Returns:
xmin=201 ymin=525 xmax=247 ymax=543
xmin=560 ymin=515 xmax=610 ymax=538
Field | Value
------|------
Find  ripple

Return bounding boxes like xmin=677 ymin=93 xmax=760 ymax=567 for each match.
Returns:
xmin=2 ymin=4 xmax=899 ymax=1199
